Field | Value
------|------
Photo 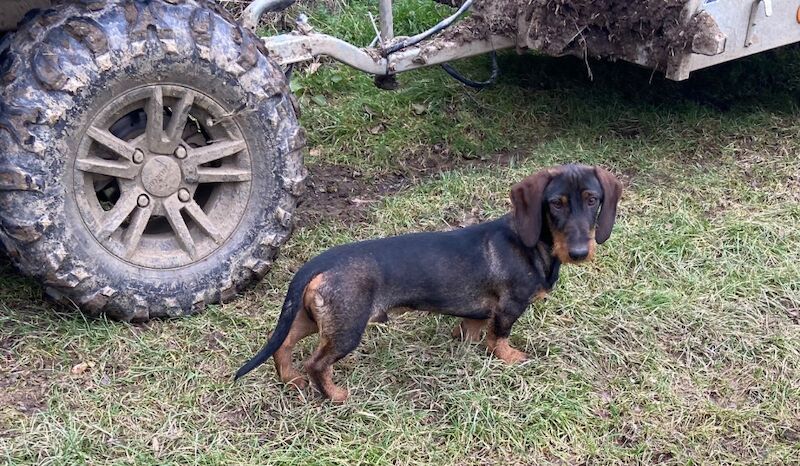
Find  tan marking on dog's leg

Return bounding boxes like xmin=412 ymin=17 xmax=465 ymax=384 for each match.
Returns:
xmin=534 ymin=289 xmax=549 ymax=300
xmin=451 ymin=318 xmax=487 ymax=343
xmin=305 ymin=338 xmax=349 ymax=403
xmin=301 ymin=274 xmax=349 ymax=401
xmin=272 ymin=274 xmax=325 ymax=389
xmin=303 ymin=274 xmax=325 ymax=314
xmin=486 ymin=331 xmax=528 ymax=364
xmin=273 ymin=308 xmax=317 ymax=389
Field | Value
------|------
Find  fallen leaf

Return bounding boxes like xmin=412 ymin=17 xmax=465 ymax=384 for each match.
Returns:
xmin=305 ymin=62 xmax=321 ymax=75
xmin=151 ymin=436 xmax=160 ymax=453
xmin=309 ymin=148 xmax=322 ymax=157
xmin=71 ymin=361 xmax=95 ymax=375
xmin=412 ymin=103 xmax=427 ymax=115
xmin=311 ymin=95 xmax=327 ymax=106
xmin=350 ymin=198 xmax=376 ymax=205
xmin=368 ymin=124 xmax=385 ymax=135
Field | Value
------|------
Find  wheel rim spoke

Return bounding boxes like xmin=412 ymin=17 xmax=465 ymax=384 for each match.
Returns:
xmin=123 ymin=203 xmax=153 ymax=258
xmin=96 ymin=189 xmax=140 ymax=240
xmin=190 ymin=139 xmax=247 ymax=166
xmin=145 ymin=86 xmax=169 ymax=152
xmin=86 ymin=126 xmax=135 ymax=161
xmin=184 ymin=200 xmax=225 ymax=244
xmin=75 ymin=157 xmax=137 ymax=180
xmin=165 ymin=90 xmax=195 ymax=143
xmin=164 ymin=197 xmax=197 ymax=259
xmin=196 ymin=167 xmax=252 ymax=183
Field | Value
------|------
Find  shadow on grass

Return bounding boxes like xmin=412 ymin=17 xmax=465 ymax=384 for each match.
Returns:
xmin=498 ymin=43 xmax=800 ymax=114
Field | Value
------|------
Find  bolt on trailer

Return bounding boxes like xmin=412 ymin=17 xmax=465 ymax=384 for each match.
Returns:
xmin=0 ymin=0 xmax=797 ymax=321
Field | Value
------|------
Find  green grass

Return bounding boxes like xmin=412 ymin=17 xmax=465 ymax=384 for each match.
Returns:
xmin=3 ymin=1 xmax=800 ymax=464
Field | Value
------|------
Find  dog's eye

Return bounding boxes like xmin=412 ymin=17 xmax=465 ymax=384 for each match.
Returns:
xmin=550 ymin=199 xmax=563 ymax=210
xmin=587 ymin=196 xmax=598 ymax=207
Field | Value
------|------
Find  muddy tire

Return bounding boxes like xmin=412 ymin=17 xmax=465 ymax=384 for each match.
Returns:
xmin=0 ymin=0 xmax=306 ymax=321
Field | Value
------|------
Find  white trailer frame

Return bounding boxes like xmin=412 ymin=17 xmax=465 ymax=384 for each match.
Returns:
xmin=248 ymin=0 xmax=800 ymax=82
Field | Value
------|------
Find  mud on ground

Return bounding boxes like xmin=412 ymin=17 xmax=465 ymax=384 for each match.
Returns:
xmin=295 ymin=148 xmax=524 ymax=228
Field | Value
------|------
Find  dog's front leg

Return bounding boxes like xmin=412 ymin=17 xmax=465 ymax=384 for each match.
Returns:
xmin=486 ymin=301 xmax=528 ymax=364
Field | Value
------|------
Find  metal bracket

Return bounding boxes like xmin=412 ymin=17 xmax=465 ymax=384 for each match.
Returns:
xmin=262 ymin=30 xmax=515 ymax=77
xmin=745 ymin=0 xmax=773 ymax=47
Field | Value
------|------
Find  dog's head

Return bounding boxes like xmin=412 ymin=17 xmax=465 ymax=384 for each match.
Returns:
xmin=510 ymin=164 xmax=622 ymax=263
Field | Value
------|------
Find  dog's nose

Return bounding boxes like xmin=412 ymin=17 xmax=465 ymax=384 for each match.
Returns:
xmin=568 ymin=246 xmax=589 ymax=261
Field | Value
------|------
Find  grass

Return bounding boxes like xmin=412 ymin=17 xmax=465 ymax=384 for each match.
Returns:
xmin=3 ymin=0 xmax=800 ymax=464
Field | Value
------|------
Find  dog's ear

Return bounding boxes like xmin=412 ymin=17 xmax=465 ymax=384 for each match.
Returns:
xmin=594 ymin=166 xmax=623 ymax=244
xmin=510 ymin=169 xmax=554 ymax=248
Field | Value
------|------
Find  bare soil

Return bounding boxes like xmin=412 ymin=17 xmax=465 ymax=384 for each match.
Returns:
xmin=296 ymin=163 xmax=407 ymax=227
xmin=295 ymin=148 xmax=523 ymax=227
xmin=0 ymin=353 xmax=48 ymax=427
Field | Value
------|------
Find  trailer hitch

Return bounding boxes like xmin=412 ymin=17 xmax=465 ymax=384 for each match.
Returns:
xmin=256 ymin=0 xmax=514 ymax=84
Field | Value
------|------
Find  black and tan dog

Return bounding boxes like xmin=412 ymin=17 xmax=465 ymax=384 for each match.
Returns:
xmin=235 ymin=164 xmax=622 ymax=401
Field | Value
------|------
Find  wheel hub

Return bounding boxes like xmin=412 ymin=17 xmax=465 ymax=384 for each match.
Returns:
xmin=73 ymin=84 xmax=253 ymax=269
xmin=141 ymin=156 xmax=182 ymax=197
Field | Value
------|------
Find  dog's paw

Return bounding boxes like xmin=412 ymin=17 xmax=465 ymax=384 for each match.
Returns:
xmin=327 ymin=386 xmax=349 ymax=403
xmin=489 ymin=339 xmax=528 ymax=364
xmin=497 ymin=347 xmax=528 ymax=364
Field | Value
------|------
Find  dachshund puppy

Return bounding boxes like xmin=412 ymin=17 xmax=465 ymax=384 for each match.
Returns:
xmin=235 ymin=164 xmax=623 ymax=402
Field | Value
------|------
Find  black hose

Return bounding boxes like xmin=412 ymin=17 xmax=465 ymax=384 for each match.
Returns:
xmin=384 ymin=0 xmax=474 ymax=55
xmin=440 ymin=51 xmax=499 ymax=89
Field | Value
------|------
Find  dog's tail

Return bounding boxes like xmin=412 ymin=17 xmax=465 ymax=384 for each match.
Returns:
xmin=233 ymin=266 xmax=319 ymax=381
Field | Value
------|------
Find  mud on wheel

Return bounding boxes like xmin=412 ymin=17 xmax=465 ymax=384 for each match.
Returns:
xmin=0 ymin=0 xmax=306 ymax=320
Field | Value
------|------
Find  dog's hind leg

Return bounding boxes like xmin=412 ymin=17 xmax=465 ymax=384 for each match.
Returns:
xmin=305 ymin=320 xmax=367 ymax=402
xmin=451 ymin=318 xmax=487 ymax=343
xmin=272 ymin=275 xmax=325 ymax=389
xmin=272 ymin=308 xmax=317 ymax=389
xmin=302 ymin=275 xmax=372 ymax=402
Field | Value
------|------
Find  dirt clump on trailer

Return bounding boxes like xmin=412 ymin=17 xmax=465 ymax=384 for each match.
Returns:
xmin=447 ymin=0 xmax=712 ymax=70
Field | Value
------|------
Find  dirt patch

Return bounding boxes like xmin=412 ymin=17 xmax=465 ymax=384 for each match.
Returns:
xmin=295 ymin=163 xmax=407 ymax=228
xmin=0 ymin=360 xmax=48 ymax=428
xmin=295 ymin=148 xmax=524 ymax=227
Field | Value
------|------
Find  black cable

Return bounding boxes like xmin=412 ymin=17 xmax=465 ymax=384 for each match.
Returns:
xmin=440 ymin=51 xmax=499 ymax=89
xmin=383 ymin=0 xmax=474 ymax=55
